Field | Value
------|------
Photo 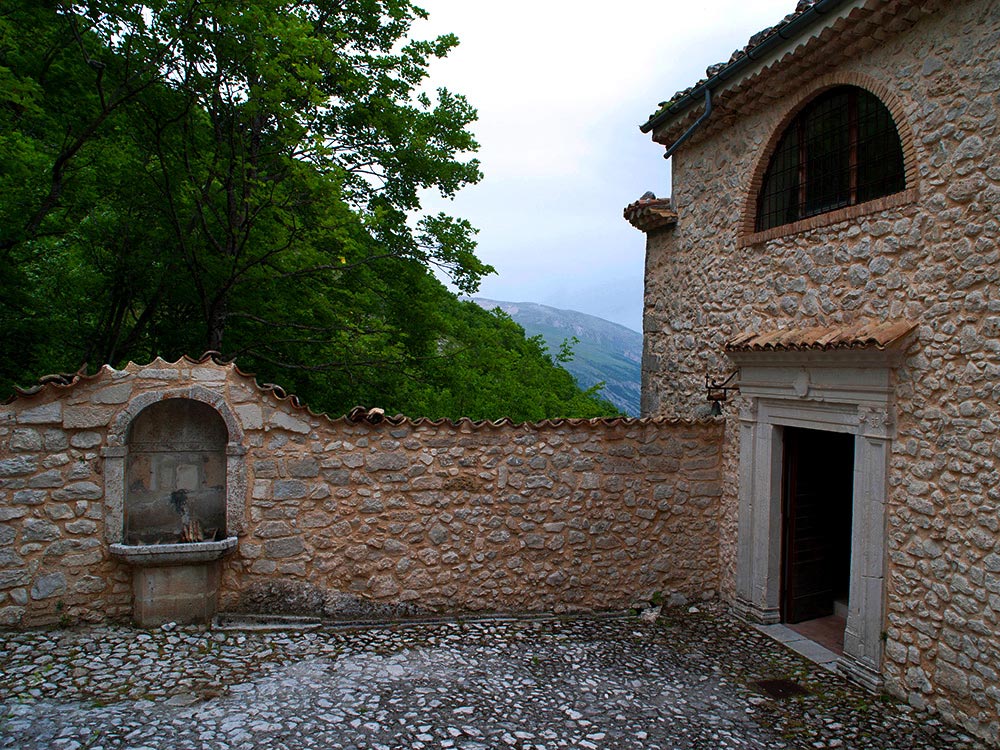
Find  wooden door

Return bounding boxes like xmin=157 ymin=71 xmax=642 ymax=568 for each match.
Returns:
xmin=781 ymin=427 xmax=854 ymax=624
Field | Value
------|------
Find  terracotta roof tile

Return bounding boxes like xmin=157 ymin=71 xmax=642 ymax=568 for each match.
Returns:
xmin=623 ymin=195 xmax=677 ymax=233
xmin=648 ymin=0 xmax=822 ymax=122
xmin=725 ymin=320 xmax=918 ymax=352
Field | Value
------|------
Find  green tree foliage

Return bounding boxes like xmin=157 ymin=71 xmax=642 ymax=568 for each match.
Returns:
xmin=0 ymin=1 xmax=619 ymax=420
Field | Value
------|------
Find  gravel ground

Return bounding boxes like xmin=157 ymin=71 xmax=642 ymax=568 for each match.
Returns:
xmin=0 ymin=604 xmax=987 ymax=749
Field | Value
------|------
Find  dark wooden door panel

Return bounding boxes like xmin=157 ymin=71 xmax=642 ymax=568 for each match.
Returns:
xmin=781 ymin=428 xmax=854 ymax=624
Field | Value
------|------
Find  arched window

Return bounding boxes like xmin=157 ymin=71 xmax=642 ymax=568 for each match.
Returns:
xmin=756 ymin=86 xmax=905 ymax=232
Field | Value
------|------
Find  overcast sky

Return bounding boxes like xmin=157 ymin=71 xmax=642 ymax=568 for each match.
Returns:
xmin=415 ymin=0 xmax=793 ymax=332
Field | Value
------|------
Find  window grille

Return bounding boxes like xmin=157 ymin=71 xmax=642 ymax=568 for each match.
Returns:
xmin=756 ymin=87 xmax=905 ymax=232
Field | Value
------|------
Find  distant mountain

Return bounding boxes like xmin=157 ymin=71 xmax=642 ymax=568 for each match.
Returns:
xmin=471 ymin=298 xmax=642 ymax=416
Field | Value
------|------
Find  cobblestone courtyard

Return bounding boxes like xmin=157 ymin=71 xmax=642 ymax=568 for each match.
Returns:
xmin=0 ymin=606 xmax=987 ymax=749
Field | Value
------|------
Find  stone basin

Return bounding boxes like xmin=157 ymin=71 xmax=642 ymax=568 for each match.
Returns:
xmin=110 ymin=537 xmax=238 ymax=626
xmin=110 ymin=536 xmax=238 ymax=566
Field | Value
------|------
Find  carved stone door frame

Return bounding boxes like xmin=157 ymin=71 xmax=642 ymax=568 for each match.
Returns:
xmin=726 ymin=346 xmax=907 ymax=692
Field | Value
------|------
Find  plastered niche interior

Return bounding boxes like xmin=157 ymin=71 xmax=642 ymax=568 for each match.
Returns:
xmin=124 ymin=399 xmax=228 ymax=544
xmin=103 ymin=386 xmax=248 ymax=545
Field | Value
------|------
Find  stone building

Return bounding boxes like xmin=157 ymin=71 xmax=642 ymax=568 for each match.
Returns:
xmin=626 ymin=0 xmax=999 ymax=743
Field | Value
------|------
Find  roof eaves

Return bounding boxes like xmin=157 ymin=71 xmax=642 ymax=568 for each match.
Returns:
xmin=640 ymin=0 xmax=852 ymax=135
xmin=623 ymin=195 xmax=678 ymax=233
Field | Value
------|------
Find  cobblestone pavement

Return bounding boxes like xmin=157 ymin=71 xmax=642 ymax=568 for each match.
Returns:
xmin=0 ymin=604 xmax=988 ymax=750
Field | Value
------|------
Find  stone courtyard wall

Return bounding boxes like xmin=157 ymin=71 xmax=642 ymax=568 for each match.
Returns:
xmin=640 ymin=0 xmax=999 ymax=742
xmin=0 ymin=358 xmax=724 ymax=629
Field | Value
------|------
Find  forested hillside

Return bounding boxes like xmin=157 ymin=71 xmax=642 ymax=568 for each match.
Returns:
xmin=0 ymin=1 xmax=617 ymax=421
xmin=473 ymin=299 xmax=642 ymax=415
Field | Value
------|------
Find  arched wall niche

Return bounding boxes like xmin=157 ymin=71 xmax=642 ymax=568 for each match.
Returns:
xmin=124 ymin=400 xmax=227 ymax=544
xmin=103 ymin=386 xmax=248 ymax=544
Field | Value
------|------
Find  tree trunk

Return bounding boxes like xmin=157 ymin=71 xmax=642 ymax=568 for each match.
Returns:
xmin=207 ymin=300 xmax=227 ymax=353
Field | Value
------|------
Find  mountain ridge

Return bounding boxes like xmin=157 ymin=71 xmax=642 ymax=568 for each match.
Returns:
xmin=471 ymin=298 xmax=642 ymax=416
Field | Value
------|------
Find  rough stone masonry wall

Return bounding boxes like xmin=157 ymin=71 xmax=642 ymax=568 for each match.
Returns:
xmin=641 ymin=0 xmax=999 ymax=743
xmin=227 ymin=405 xmax=722 ymax=618
xmin=0 ymin=394 xmax=129 ymax=629
xmin=0 ymin=358 xmax=724 ymax=629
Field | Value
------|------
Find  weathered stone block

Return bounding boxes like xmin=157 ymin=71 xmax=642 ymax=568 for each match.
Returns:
xmin=70 ymin=432 xmax=103 ymax=449
xmin=91 ymin=384 xmax=132 ymax=404
xmin=253 ymin=459 xmax=277 ymax=478
xmin=264 ymin=536 xmax=304 ymax=558
xmin=366 ymin=453 xmax=408 ymax=471
xmin=545 ymin=536 xmax=565 ymax=551
xmin=278 ymin=561 xmax=306 ymax=576
xmin=383 ymin=538 xmax=406 ymax=554
xmin=12 ymin=490 xmax=46 ymax=505
xmin=191 ymin=367 xmax=226 ymax=381
xmin=269 ymin=411 xmax=310 ymax=434
xmin=28 ymin=470 xmax=64 ymax=488
xmin=30 ymin=572 xmax=66 ymax=600
xmin=325 ymin=470 xmax=351 ymax=486
xmin=68 ymin=461 xmax=92 ymax=479
xmin=287 ymin=458 xmax=319 ymax=478
xmin=428 ymin=523 xmax=449 ymax=545
xmin=0 ymin=569 xmax=29 ymax=589
xmin=10 ymin=429 xmax=42 ymax=451
xmin=236 ymin=404 xmax=264 ymax=430
xmin=63 ymin=549 xmax=102 ymax=567
xmin=256 ymin=521 xmax=293 ymax=538
xmin=74 ymin=576 xmax=107 ymax=594
xmin=369 ymin=574 xmax=399 ymax=598
xmin=44 ymin=504 xmax=74 ymax=521
xmin=17 ymin=402 xmax=62 ymax=425
xmin=252 ymin=479 xmax=271 ymax=500
xmin=23 ymin=519 xmax=60 ymax=542
xmin=52 ymin=482 xmax=102 ymax=501
xmin=273 ymin=480 xmax=307 ymax=500
xmin=525 ymin=475 xmax=554 ymax=489
xmin=42 ymin=452 xmax=70 ymax=469
xmin=251 ymin=559 xmax=278 ymax=574
xmin=65 ymin=519 xmax=98 ymax=535
xmin=0 ymin=457 xmax=36 ymax=477
xmin=300 ymin=512 xmax=330 ymax=529
xmin=523 ymin=534 xmax=545 ymax=549
xmin=341 ymin=453 xmax=364 ymax=468
xmin=0 ymin=606 xmax=24 ymax=626
xmin=935 ymin=663 xmax=970 ymax=697
xmin=546 ymin=570 xmax=567 ymax=586
xmin=42 ymin=430 xmax=68 ymax=451
xmin=62 ymin=406 xmax=115 ymax=429
xmin=45 ymin=538 xmax=99 ymax=555
xmin=137 ymin=367 xmax=180 ymax=380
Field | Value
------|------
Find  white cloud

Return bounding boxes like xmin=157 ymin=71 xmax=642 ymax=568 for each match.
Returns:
xmin=415 ymin=0 xmax=796 ymax=330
